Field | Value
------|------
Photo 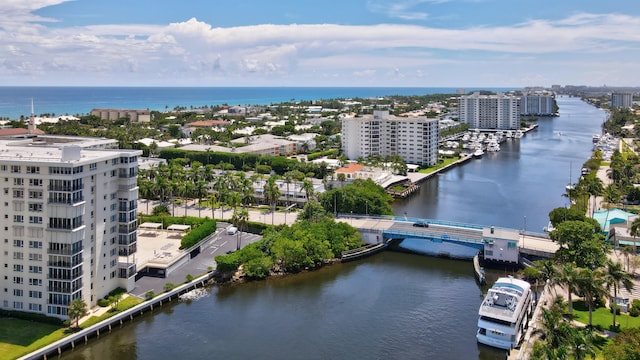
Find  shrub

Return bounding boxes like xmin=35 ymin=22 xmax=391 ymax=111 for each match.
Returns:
xmin=630 ymin=299 xmax=640 ymax=317
xmin=163 ymin=282 xmax=174 ymax=292
xmin=215 ymin=252 xmax=241 ymax=272
xmin=0 ymin=309 xmax=64 ymax=326
xmin=97 ymin=299 xmax=110 ymax=307
xmin=145 ymin=291 xmax=155 ymax=300
xmin=610 ymin=304 xmax=621 ymax=315
xmin=180 ymin=219 xmax=217 ymax=249
xmin=185 ymin=274 xmax=194 ymax=283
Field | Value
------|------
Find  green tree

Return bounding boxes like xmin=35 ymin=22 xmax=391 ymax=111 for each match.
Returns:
xmin=68 ymin=298 xmax=88 ymax=328
xmin=603 ymin=328 xmax=640 ymax=360
xmin=298 ymin=200 xmax=328 ymax=223
xmin=603 ymin=260 xmax=634 ymax=329
xmin=575 ymin=267 xmax=607 ymax=328
xmin=263 ymin=177 xmax=281 ymax=225
xmin=231 ymin=207 xmax=249 ymax=250
xmin=550 ymin=220 xmax=609 ymax=269
xmin=557 ymin=262 xmax=580 ymax=316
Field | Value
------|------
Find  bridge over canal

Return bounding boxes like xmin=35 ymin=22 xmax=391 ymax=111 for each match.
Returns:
xmin=336 ymin=214 xmax=559 ymax=261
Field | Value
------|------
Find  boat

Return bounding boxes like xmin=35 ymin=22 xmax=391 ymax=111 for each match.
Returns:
xmin=473 ymin=148 xmax=484 ymax=158
xmin=505 ymin=130 xmax=513 ymax=138
xmin=514 ymin=130 xmax=523 ymax=139
xmin=477 ymin=276 xmax=534 ymax=350
xmin=543 ymin=221 xmax=555 ymax=232
xmin=486 ymin=140 xmax=500 ymax=152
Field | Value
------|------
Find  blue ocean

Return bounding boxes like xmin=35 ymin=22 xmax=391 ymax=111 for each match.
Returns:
xmin=0 ymin=86 xmax=513 ymax=120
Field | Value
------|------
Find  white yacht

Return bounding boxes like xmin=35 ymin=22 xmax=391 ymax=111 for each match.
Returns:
xmin=473 ymin=148 xmax=484 ymax=158
xmin=514 ymin=130 xmax=523 ymax=139
xmin=477 ymin=277 xmax=534 ymax=350
xmin=486 ymin=140 xmax=500 ymax=152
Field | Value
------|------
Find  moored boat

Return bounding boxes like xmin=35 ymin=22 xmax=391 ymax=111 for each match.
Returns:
xmin=477 ymin=276 xmax=534 ymax=350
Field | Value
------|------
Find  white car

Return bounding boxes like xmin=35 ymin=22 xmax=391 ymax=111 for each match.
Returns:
xmin=227 ymin=226 xmax=238 ymax=235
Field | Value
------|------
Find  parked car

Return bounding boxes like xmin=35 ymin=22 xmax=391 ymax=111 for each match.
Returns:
xmin=227 ymin=226 xmax=238 ymax=235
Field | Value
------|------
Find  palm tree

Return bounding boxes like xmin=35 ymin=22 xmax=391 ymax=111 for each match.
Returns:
xmin=575 ymin=267 xmax=607 ymax=328
xmin=301 ymin=179 xmax=315 ymax=202
xmin=263 ymin=177 xmax=281 ymax=225
xmin=630 ymin=217 xmax=640 ymax=254
xmin=194 ymin=180 xmax=208 ymax=218
xmin=283 ymin=173 xmax=293 ymax=224
xmin=584 ymin=176 xmax=604 ymax=217
xmin=231 ymin=207 xmax=249 ymax=250
xmin=621 ymin=245 xmax=635 ymax=272
xmin=604 ymin=260 xmax=634 ymax=328
xmin=558 ymin=262 xmax=580 ymax=317
xmin=207 ymin=192 xmax=217 ymax=219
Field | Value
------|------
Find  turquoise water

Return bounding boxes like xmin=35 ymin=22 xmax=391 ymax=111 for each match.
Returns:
xmin=0 ymin=86 xmax=513 ymax=119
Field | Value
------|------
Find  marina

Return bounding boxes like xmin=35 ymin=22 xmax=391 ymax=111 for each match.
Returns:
xmin=37 ymin=95 xmax=604 ymax=360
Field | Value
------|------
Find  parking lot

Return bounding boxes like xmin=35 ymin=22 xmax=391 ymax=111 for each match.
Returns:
xmin=131 ymin=224 xmax=262 ymax=298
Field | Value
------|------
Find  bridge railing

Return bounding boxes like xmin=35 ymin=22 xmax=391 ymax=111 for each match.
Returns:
xmin=382 ymin=228 xmax=483 ymax=245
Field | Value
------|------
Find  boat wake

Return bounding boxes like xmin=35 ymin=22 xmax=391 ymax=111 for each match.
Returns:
xmin=179 ymin=288 xmax=209 ymax=302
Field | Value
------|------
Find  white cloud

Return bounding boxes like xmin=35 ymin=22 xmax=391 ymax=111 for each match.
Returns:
xmin=2 ymin=3 xmax=640 ymax=86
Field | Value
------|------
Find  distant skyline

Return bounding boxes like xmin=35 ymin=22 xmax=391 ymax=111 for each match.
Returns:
xmin=2 ymin=1 xmax=640 ymax=87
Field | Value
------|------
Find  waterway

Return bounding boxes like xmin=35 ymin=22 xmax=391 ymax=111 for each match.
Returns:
xmin=59 ymin=96 xmax=605 ymax=360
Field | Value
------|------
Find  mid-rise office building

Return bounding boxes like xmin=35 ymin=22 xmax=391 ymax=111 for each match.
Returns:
xmin=341 ymin=111 xmax=438 ymax=166
xmin=0 ymin=138 xmax=141 ymax=319
xmin=458 ymin=92 xmax=520 ymax=130
xmin=611 ymin=93 xmax=633 ymax=109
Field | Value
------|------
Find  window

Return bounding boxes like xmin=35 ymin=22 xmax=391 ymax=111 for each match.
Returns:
xmin=29 ymin=303 xmax=42 ymax=311
xmin=26 ymin=166 xmax=40 ymax=174
xmin=28 ymin=216 xmax=43 ymax=224
xmin=12 ymin=190 xmax=23 ymax=198
xmin=13 ymin=252 xmax=23 ymax=260
xmin=29 ymin=290 xmax=42 ymax=298
xmin=14 ymin=289 xmax=23 ymax=296
xmin=89 ymin=163 xmax=97 ymax=170
xmin=10 ymin=165 xmax=20 ymax=173
xmin=28 ymin=266 xmax=42 ymax=274
xmin=13 ymin=215 xmax=23 ymax=223
xmin=28 ymin=191 xmax=42 ymax=199
xmin=29 ymin=278 xmax=42 ymax=286
xmin=13 ymin=178 xmax=23 ymax=186
xmin=28 ymin=253 xmax=42 ymax=261
xmin=28 ymin=203 xmax=43 ymax=212
xmin=13 ymin=240 xmax=23 ymax=247
xmin=28 ymin=241 xmax=42 ymax=249
xmin=13 ymin=302 xmax=23 ymax=310
xmin=28 ymin=179 xmax=43 ymax=187
xmin=13 ymin=276 xmax=23 ymax=284
xmin=13 ymin=264 xmax=23 ymax=272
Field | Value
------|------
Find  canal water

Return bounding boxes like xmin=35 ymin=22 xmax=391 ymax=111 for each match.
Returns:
xmin=59 ymin=96 xmax=605 ymax=360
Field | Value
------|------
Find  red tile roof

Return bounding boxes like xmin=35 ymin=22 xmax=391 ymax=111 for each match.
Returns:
xmin=335 ymin=163 xmax=364 ymax=173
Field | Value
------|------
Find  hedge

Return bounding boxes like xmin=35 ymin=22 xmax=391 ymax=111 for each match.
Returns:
xmin=180 ymin=219 xmax=217 ymax=249
xmin=0 ymin=309 xmax=64 ymax=326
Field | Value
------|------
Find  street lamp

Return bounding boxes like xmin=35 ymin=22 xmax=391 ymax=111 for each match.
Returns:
xmin=366 ymin=201 xmax=368 ymax=216
xmin=522 ymin=215 xmax=527 ymax=248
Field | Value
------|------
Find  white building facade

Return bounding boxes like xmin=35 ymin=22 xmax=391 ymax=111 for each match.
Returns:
xmin=341 ymin=111 xmax=439 ymax=166
xmin=519 ymin=95 xmax=555 ymax=116
xmin=458 ymin=92 xmax=520 ymax=130
xmin=611 ymin=92 xmax=633 ymax=109
xmin=0 ymin=140 xmax=141 ymax=319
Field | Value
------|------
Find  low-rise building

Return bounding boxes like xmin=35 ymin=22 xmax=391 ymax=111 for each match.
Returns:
xmin=90 ymin=109 xmax=151 ymax=123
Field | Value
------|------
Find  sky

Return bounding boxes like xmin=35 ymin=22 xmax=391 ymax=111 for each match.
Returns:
xmin=2 ymin=0 xmax=640 ymax=87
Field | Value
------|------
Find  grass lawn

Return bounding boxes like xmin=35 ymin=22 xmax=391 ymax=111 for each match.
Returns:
xmin=418 ymin=157 xmax=460 ymax=175
xmin=0 ymin=296 xmax=144 ymax=359
xmin=81 ymin=297 xmax=143 ymax=328
xmin=572 ymin=300 xmax=640 ymax=330
xmin=0 ymin=318 xmax=69 ymax=360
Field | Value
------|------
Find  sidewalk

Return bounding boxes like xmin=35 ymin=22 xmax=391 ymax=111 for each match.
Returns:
xmin=138 ymin=200 xmax=298 ymax=226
